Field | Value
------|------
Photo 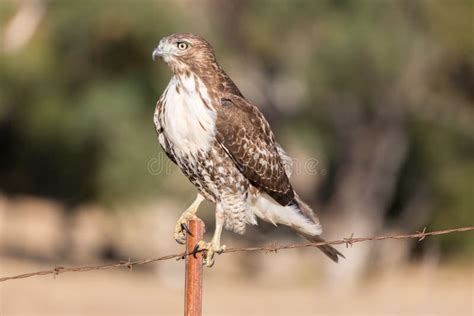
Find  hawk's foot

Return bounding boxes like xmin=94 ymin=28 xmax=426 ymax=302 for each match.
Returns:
xmin=173 ymin=194 xmax=204 ymax=244
xmin=173 ymin=210 xmax=198 ymax=244
xmin=193 ymin=240 xmax=226 ymax=267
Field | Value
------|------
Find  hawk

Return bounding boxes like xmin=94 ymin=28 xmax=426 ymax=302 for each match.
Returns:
xmin=152 ymin=33 xmax=343 ymax=266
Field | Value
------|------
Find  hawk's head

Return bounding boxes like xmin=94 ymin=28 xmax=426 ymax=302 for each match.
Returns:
xmin=152 ymin=33 xmax=217 ymax=73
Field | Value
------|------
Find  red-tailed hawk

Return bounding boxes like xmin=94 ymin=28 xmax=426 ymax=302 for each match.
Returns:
xmin=152 ymin=33 xmax=343 ymax=266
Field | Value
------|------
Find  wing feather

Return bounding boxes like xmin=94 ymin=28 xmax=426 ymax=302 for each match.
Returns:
xmin=216 ymin=95 xmax=294 ymax=206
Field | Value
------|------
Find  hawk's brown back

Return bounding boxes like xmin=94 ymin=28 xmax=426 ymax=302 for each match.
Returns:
xmin=215 ymin=94 xmax=294 ymax=206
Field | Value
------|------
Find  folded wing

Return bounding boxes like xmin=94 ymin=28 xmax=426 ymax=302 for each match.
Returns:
xmin=215 ymin=95 xmax=294 ymax=206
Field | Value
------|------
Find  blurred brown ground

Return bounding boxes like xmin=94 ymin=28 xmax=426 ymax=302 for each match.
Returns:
xmin=1 ymin=258 xmax=472 ymax=316
xmin=0 ymin=196 xmax=473 ymax=316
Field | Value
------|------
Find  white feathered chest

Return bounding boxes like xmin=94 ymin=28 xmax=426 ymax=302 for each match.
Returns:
xmin=154 ymin=74 xmax=217 ymax=158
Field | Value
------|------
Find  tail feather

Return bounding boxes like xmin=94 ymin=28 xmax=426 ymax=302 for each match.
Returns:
xmin=303 ymin=234 xmax=345 ymax=263
xmin=252 ymin=193 xmax=345 ymax=262
xmin=293 ymin=195 xmax=344 ymax=263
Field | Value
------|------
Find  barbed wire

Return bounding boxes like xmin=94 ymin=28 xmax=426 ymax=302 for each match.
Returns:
xmin=0 ymin=226 xmax=472 ymax=283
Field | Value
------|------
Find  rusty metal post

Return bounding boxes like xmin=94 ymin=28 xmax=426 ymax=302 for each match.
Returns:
xmin=184 ymin=219 xmax=204 ymax=316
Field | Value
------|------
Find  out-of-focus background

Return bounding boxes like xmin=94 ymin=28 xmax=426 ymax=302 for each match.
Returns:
xmin=0 ymin=0 xmax=473 ymax=315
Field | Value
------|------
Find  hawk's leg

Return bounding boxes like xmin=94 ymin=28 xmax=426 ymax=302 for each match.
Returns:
xmin=174 ymin=194 xmax=205 ymax=244
xmin=194 ymin=208 xmax=226 ymax=267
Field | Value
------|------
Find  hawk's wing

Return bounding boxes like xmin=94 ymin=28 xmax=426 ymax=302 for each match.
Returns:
xmin=215 ymin=94 xmax=294 ymax=206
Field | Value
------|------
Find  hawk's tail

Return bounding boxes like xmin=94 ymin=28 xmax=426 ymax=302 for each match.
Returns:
xmin=252 ymin=193 xmax=344 ymax=263
xmin=301 ymin=234 xmax=345 ymax=263
xmin=293 ymin=195 xmax=345 ymax=263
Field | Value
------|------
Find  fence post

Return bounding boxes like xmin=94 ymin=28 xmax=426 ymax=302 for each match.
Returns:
xmin=184 ymin=219 xmax=204 ymax=316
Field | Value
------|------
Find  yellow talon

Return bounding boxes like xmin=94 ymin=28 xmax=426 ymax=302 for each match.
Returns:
xmin=173 ymin=194 xmax=204 ymax=244
xmin=194 ymin=240 xmax=226 ymax=267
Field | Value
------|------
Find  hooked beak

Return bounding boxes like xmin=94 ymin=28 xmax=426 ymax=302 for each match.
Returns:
xmin=152 ymin=47 xmax=162 ymax=61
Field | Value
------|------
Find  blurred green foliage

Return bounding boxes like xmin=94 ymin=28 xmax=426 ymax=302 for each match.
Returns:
xmin=0 ymin=1 xmax=472 ymax=254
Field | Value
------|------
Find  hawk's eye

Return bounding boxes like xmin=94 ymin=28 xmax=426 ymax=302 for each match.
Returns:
xmin=177 ymin=42 xmax=188 ymax=50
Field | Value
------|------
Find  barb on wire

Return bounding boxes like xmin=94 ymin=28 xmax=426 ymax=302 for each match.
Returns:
xmin=0 ymin=226 xmax=472 ymax=283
